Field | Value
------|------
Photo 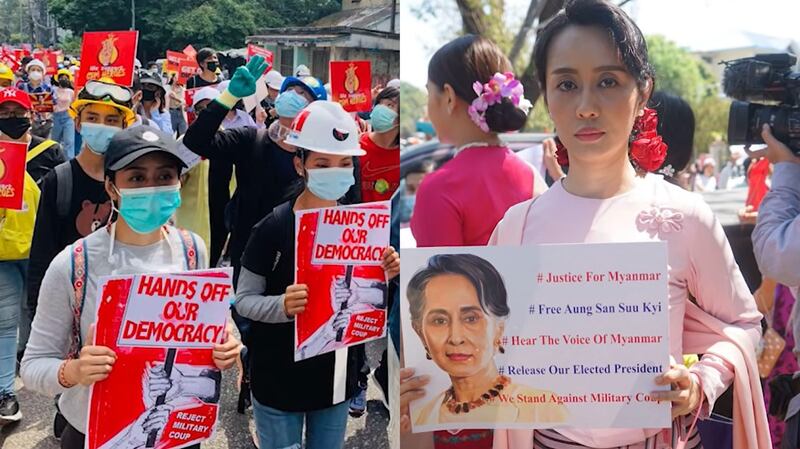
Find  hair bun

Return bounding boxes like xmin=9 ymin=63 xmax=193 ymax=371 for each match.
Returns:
xmin=484 ymin=98 xmax=528 ymax=133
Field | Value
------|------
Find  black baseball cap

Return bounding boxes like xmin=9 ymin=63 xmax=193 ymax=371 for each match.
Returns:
xmin=105 ymin=126 xmax=187 ymax=172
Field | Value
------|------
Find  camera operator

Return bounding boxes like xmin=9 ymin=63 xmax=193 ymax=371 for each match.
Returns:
xmin=751 ymin=123 xmax=800 ymax=289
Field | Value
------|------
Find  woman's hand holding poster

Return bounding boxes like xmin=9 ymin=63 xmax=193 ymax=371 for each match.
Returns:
xmin=87 ymin=269 xmax=233 ymax=449
xmin=400 ymin=242 xmax=671 ymax=432
xmin=295 ymin=201 xmax=391 ymax=361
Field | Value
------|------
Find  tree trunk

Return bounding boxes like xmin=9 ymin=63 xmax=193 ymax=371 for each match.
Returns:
xmin=508 ymin=0 xmax=539 ymax=67
xmin=518 ymin=0 xmax=565 ymax=104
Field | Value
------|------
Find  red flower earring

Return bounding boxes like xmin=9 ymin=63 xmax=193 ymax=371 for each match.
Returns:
xmin=554 ymin=136 xmax=569 ymax=167
xmin=629 ymin=107 xmax=668 ymax=174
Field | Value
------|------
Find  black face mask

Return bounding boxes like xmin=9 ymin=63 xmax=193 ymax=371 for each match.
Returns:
xmin=58 ymin=79 xmax=70 ymax=88
xmin=206 ymin=62 xmax=218 ymax=72
xmin=142 ymin=90 xmax=157 ymax=102
xmin=0 ymin=117 xmax=31 ymax=139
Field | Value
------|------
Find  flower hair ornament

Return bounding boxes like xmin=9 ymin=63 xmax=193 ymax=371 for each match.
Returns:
xmin=467 ymin=72 xmax=533 ymax=133
xmin=555 ymin=107 xmax=669 ymax=176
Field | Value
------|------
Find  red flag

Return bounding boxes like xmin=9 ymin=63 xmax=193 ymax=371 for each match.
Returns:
xmin=75 ymin=31 xmax=139 ymax=88
xmin=0 ymin=141 xmax=29 ymax=210
xmin=329 ymin=60 xmax=372 ymax=113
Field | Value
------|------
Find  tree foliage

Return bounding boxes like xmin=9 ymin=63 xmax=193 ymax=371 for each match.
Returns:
xmin=48 ymin=0 xmax=341 ymax=61
xmin=400 ymin=81 xmax=427 ymax=138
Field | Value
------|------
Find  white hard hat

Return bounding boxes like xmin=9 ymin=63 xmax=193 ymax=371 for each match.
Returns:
xmin=387 ymin=78 xmax=400 ymax=88
xmin=193 ymin=86 xmax=220 ymax=104
xmin=265 ymin=70 xmax=284 ymax=90
xmin=295 ymin=64 xmax=311 ymax=77
xmin=285 ymin=101 xmax=366 ymax=156
xmin=26 ymin=59 xmax=45 ymax=72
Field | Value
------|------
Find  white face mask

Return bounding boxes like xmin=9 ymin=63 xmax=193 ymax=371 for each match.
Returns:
xmin=29 ymin=71 xmax=43 ymax=81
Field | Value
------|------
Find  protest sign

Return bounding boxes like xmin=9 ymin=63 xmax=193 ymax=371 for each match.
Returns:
xmin=166 ymin=50 xmax=187 ymax=75
xmin=330 ymin=60 xmax=372 ymax=112
xmin=32 ymin=49 xmax=57 ymax=75
xmin=87 ymin=270 xmax=233 ymax=449
xmin=246 ymin=44 xmax=274 ymax=74
xmin=0 ymin=47 xmax=19 ymax=71
xmin=294 ymin=201 xmax=390 ymax=361
xmin=29 ymin=92 xmax=54 ymax=113
xmin=183 ymin=45 xmax=197 ymax=59
xmin=0 ymin=141 xmax=28 ymax=209
xmin=401 ymin=243 xmax=671 ymax=432
xmin=76 ymin=31 xmax=138 ymax=88
xmin=177 ymin=58 xmax=201 ymax=86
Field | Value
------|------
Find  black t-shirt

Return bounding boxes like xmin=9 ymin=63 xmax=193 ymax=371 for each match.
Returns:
xmin=27 ymin=159 xmax=112 ymax=312
xmin=186 ymin=75 xmax=220 ymax=89
xmin=240 ymin=201 xmax=365 ymax=412
xmin=27 ymin=135 xmax=66 ymax=183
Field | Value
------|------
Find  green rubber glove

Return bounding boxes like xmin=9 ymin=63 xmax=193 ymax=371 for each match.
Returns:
xmin=227 ymin=55 xmax=269 ymax=99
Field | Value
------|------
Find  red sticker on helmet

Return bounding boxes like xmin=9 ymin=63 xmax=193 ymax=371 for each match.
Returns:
xmin=332 ymin=128 xmax=349 ymax=141
xmin=292 ymin=109 xmax=311 ymax=132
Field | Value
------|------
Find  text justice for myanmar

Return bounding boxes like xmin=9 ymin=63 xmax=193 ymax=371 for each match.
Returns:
xmin=121 ymin=276 xmax=231 ymax=345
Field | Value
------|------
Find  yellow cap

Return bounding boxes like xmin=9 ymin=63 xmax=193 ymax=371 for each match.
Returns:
xmin=57 ymin=68 xmax=73 ymax=81
xmin=0 ymin=64 xmax=14 ymax=82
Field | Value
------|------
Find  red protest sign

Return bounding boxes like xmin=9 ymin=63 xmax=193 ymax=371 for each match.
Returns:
xmin=330 ymin=60 xmax=372 ymax=113
xmin=294 ymin=201 xmax=390 ymax=361
xmin=87 ymin=270 xmax=233 ymax=449
xmin=0 ymin=141 xmax=28 ymax=209
xmin=246 ymin=44 xmax=274 ymax=74
xmin=75 ymin=31 xmax=139 ymax=88
xmin=32 ymin=50 xmax=57 ymax=75
xmin=177 ymin=58 xmax=201 ymax=86
xmin=183 ymin=45 xmax=197 ymax=59
xmin=0 ymin=47 xmax=19 ymax=71
xmin=29 ymin=92 xmax=54 ymax=113
xmin=165 ymin=50 xmax=187 ymax=75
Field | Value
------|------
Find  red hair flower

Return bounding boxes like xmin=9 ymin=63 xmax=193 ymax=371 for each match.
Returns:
xmin=629 ymin=107 xmax=668 ymax=174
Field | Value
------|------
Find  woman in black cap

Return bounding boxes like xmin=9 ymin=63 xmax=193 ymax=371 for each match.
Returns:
xmin=22 ymin=126 xmax=241 ymax=449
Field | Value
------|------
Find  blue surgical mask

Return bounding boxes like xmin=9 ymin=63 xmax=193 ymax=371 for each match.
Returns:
xmin=116 ymin=184 xmax=182 ymax=234
xmin=81 ymin=123 xmax=121 ymax=155
xmin=275 ymin=90 xmax=309 ymax=119
xmin=370 ymin=104 xmax=398 ymax=133
xmin=306 ymin=167 xmax=354 ymax=201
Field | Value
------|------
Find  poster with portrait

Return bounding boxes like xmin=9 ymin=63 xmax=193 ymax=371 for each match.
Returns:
xmin=294 ymin=201 xmax=391 ymax=361
xmin=29 ymin=91 xmax=54 ymax=113
xmin=0 ymin=141 xmax=28 ymax=209
xmin=400 ymin=243 xmax=671 ymax=432
xmin=86 ymin=269 xmax=233 ymax=449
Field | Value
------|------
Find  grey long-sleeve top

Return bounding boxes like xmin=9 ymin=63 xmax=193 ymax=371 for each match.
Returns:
xmin=233 ymin=267 xmax=291 ymax=324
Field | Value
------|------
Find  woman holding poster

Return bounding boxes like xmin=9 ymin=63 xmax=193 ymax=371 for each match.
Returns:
xmin=22 ymin=126 xmax=241 ymax=449
xmin=234 ymin=100 xmax=399 ymax=449
xmin=407 ymin=254 xmax=567 ymax=426
xmin=482 ymin=0 xmax=765 ymax=448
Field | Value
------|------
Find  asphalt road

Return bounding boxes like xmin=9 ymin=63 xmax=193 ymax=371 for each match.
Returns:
xmin=1 ymin=339 xmax=389 ymax=449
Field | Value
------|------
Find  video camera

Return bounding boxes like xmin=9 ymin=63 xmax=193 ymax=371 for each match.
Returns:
xmin=723 ymin=53 xmax=800 ymax=154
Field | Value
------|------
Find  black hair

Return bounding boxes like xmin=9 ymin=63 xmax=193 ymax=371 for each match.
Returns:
xmin=648 ymin=91 xmax=694 ymax=179
xmin=428 ymin=35 xmax=527 ymax=133
xmin=131 ymin=72 xmax=142 ymax=93
xmin=373 ymin=86 xmax=400 ymax=146
xmin=533 ymin=0 xmax=655 ymax=96
xmin=196 ymin=48 xmax=216 ymax=66
xmin=407 ymin=254 xmax=509 ymax=326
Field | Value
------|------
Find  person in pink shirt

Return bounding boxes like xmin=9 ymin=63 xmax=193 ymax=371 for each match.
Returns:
xmin=410 ymin=35 xmax=547 ymax=248
xmin=402 ymin=1 xmax=768 ymax=448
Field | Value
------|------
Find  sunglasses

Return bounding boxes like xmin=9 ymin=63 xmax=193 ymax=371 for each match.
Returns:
xmin=80 ymin=80 xmax=133 ymax=104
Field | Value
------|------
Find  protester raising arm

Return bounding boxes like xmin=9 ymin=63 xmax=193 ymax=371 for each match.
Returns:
xmin=182 ymin=56 xmax=270 ymax=165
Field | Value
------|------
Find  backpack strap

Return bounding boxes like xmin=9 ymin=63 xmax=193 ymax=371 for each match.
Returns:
xmin=26 ymin=139 xmax=56 ymax=162
xmin=68 ymin=238 xmax=88 ymax=358
xmin=54 ymin=162 xmax=72 ymax=219
xmin=177 ymin=228 xmax=199 ymax=271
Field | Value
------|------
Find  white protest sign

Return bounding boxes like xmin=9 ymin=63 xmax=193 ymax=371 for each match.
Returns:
xmin=117 ymin=273 xmax=232 ymax=348
xmin=310 ymin=204 xmax=391 ymax=266
xmin=401 ymin=242 xmax=671 ymax=432
xmin=243 ymin=74 xmax=268 ymax=113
